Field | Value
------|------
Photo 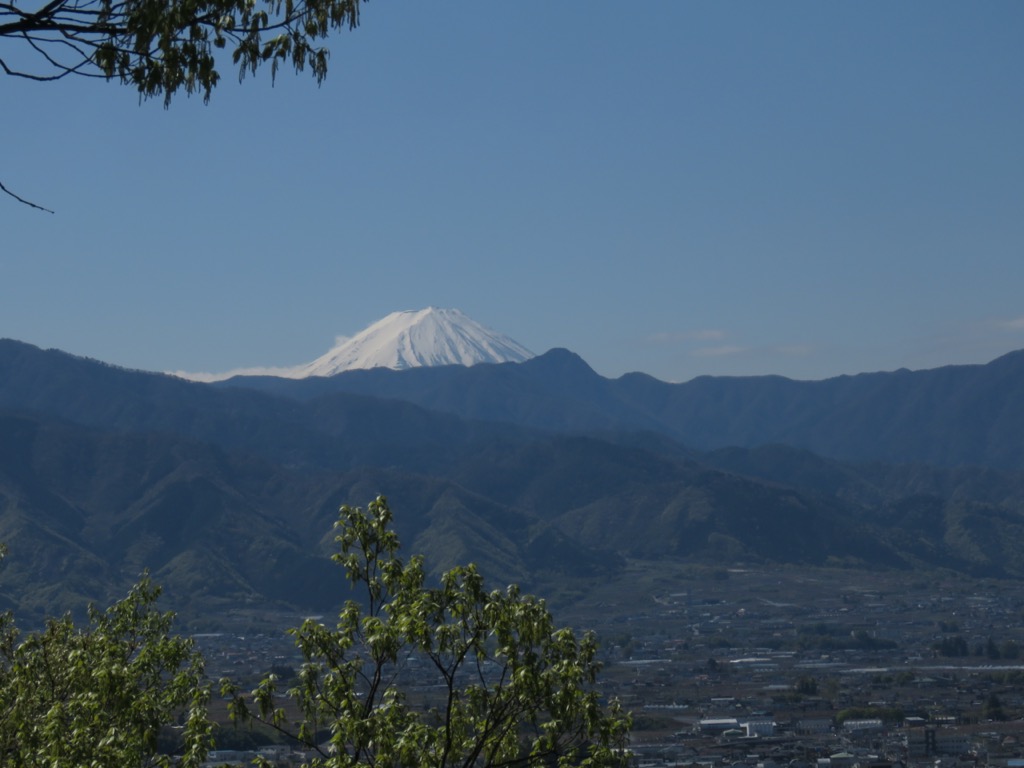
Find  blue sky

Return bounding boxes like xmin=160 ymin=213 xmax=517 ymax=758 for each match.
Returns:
xmin=3 ymin=1 xmax=1023 ymax=382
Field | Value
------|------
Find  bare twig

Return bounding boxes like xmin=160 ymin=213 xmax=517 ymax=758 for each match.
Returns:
xmin=0 ymin=179 xmax=55 ymax=213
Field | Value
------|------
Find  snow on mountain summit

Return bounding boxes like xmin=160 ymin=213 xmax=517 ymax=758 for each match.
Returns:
xmin=172 ymin=308 xmax=534 ymax=382
xmin=294 ymin=308 xmax=534 ymax=377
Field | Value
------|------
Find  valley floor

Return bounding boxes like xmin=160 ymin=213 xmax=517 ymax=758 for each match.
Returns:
xmin=195 ymin=563 xmax=1024 ymax=766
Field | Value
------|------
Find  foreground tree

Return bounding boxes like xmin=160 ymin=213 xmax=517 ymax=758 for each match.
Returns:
xmin=0 ymin=0 xmax=362 ymax=104
xmin=2 ymin=0 xmax=363 ymax=208
xmin=0 ymin=560 xmax=212 ymax=767
xmin=227 ymin=496 xmax=631 ymax=767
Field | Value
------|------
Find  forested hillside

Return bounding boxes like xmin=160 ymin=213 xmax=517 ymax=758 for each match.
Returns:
xmin=3 ymin=338 xmax=1024 ymax=626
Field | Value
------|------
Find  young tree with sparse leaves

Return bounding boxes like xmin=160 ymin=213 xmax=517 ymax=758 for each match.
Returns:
xmin=225 ymin=496 xmax=632 ymax=768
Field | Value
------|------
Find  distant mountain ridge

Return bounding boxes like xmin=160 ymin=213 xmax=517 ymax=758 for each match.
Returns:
xmin=4 ymin=337 xmax=1024 ymax=626
xmin=175 ymin=308 xmax=534 ymax=382
xmin=224 ymin=346 xmax=1024 ymax=470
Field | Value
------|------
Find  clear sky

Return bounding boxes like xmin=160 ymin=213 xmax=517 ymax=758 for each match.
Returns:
xmin=3 ymin=2 xmax=1023 ymax=383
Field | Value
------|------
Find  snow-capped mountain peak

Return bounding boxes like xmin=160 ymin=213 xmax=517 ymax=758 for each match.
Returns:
xmin=295 ymin=308 xmax=533 ymax=377
xmin=173 ymin=308 xmax=534 ymax=382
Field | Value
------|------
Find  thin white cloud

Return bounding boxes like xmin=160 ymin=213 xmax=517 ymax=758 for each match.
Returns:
xmin=648 ymin=329 xmax=727 ymax=344
xmin=774 ymin=344 xmax=814 ymax=357
xmin=996 ymin=316 xmax=1024 ymax=331
xmin=169 ymin=332 xmax=352 ymax=382
xmin=167 ymin=365 xmax=300 ymax=382
xmin=691 ymin=344 xmax=747 ymax=358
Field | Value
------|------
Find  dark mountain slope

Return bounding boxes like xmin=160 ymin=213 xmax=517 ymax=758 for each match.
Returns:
xmin=223 ymin=348 xmax=667 ymax=435
xmin=14 ymin=338 xmax=1024 ymax=469
xmin=5 ymin=339 xmax=1024 ymax=627
xmin=0 ymin=339 xmax=542 ymax=473
xmin=222 ymin=347 xmax=1024 ymax=469
xmin=401 ymin=433 xmax=1006 ymax=576
xmin=0 ymin=411 xmax=340 ymax=620
xmin=0 ymin=410 xmax=621 ymax=622
xmin=701 ymin=444 xmax=1024 ymax=577
xmin=703 ymin=443 xmax=1024 ymax=511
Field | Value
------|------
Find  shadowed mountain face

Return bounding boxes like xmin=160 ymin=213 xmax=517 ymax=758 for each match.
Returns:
xmin=2 ymin=338 xmax=1024 ymax=626
xmin=223 ymin=346 xmax=1024 ymax=470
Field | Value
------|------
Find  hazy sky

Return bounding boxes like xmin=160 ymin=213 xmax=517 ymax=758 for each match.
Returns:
xmin=3 ymin=2 xmax=1023 ymax=383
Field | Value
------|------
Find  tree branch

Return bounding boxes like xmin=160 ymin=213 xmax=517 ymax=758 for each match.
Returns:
xmin=0 ymin=0 xmax=69 ymax=35
xmin=0 ymin=179 xmax=54 ymax=213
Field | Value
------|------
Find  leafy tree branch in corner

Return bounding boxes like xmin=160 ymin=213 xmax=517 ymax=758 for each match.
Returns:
xmin=0 ymin=0 xmax=363 ymax=103
xmin=2 ymin=0 xmax=365 ymax=209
